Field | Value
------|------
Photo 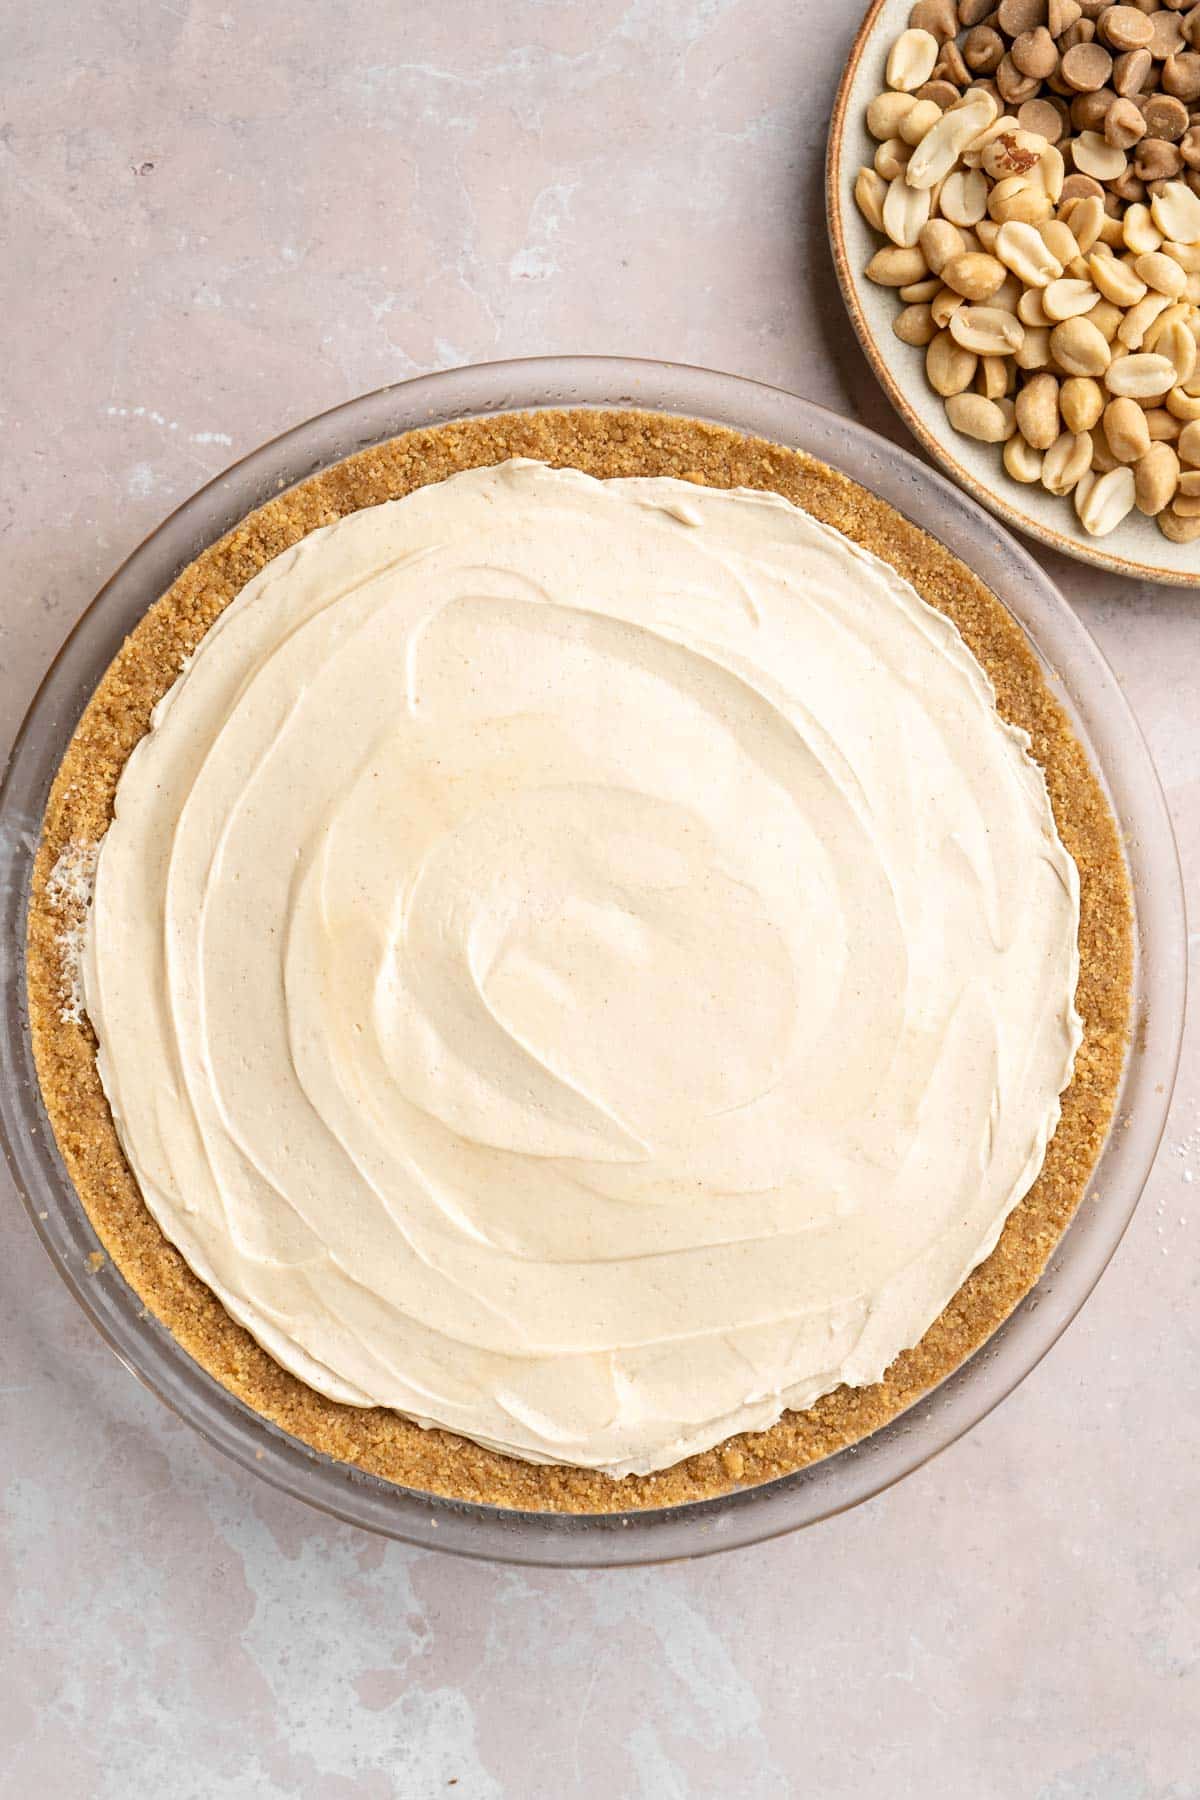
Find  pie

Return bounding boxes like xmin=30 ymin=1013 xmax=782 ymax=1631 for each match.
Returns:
xmin=26 ymin=408 xmax=1132 ymax=1513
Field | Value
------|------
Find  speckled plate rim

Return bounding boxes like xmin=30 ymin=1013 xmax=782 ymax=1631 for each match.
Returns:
xmin=0 ymin=356 xmax=1187 ymax=1565
xmin=827 ymin=0 xmax=1200 ymax=587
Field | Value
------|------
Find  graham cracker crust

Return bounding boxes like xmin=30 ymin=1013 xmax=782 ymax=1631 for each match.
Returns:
xmin=25 ymin=408 xmax=1133 ymax=1513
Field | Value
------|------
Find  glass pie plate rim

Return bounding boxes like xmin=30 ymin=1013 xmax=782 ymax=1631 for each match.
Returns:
xmin=0 ymin=355 xmax=1185 ymax=1567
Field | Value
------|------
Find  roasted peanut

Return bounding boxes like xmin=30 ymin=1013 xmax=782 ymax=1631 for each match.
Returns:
xmin=1042 ymin=428 xmax=1095 ymax=491
xmin=1060 ymin=373 xmax=1107 ymax=430
xmin=927 ymin=328 xmax=979 ymax=393
xmin=1144 ymin=406 xmax=1182 ymax=440
xmin=1003 ymin=432 xmax=1046 ymax=478
xmin=918 ymin=218 xmax=967 ymax=274
xmin=899 ymin=276 xmax=944 ymax=301
xmin=1135 ymin=251 xmax=1189 ymax=298
xmin=1162 ymin=239 xmax=1200 ymax=273
xmin=1050 ymin=314 xmax=1114 ymax=373
xmin=1072 ymin=129 xmax=1129 ymax=180
xmin=888 ymin=28 xmax=942 ymax=92
xmin=988 ymin=173 xmax=1055 ymax=221
xmin=866 ymin=245 xmax=931 ymax=286
xmin=1134 ymin=440 xmax=1181 ymax=511
xmin=894 ymin=302 xmax=940 ymax=345
xmin=907 ymin=93 xmax=999 ymax=187
xmin=858 ymin=10 xmax=1200 ymax=537
xmin=995 ymin=217 xmax=1065 ymax=283
xmin=1117 ymin=290 xmax=1173 ymax=346
xmin=939 ymin=166 xmax=991 ymax=224
xmin=1166 ymin=382 xmax=1200 ymax=418
xmin=868 ymin=91 xmax=919 ymax=139
xmin=1157 ymin=504 xmax=1200 ymax=539
xmin=1043 ymin=275 xmax=1102 ymax=317
xmin=1090 ymin=422 xmax=1122 ymax=472
xmin=1019 ymin=284 xmax=1054 ymax=324
xmin=945 ymin=390 xmax=1018 ymax=437
xmin=949 ymin=304 xmax=1027 ymax=351
xmin=876 ymin=136 xmax=913 ymax=180
xmin=1015 ymin=323 xmax=1055 ymax=367
xmin=884 ymin=176 xmax=934 ymax=246
xmin=977 ymin=352 xmax=1010 ymax=396
xmin=932 ymin=283 xmax=966 ymax=327
xmin=1076 ymin=462 xmax=1137 ymax=533
xmin=981 ymin=128 xmax=1050 ymax=180
xmin=1087 ymin=249 xmax=1147 ymax=304
xmin=1103 ymin=394 xmax=1152 ymax=459
xmin=1068 ymin=193 xmax=1107 ymax=253
xmin=1104 ymin=350 xmax=1177 ymax=394
xmin=941 ymin=249 xmax=1009 ymax=296
xmin=900 ymin=99 xmax=946 ymax=145
xmin=1040 ymin=218 xmax=1079 ymax=264
xmin=1174 ymin=417 xmax=1200 ymax=461
xmin=1158 ymin=316 xmax=1198 ymax=382
xmin=1015 ymin=369 xmax=1063 ymax=444
xmin=855 ymin=167 xmax=889 ymax=231
xmin=1088 ymin=296 xmax=1125 ymax=341
xmin=1121 ymin=203 xmax=1163 ymax=254
xmin=1150 ymin=178 xmax=1200 ymax=240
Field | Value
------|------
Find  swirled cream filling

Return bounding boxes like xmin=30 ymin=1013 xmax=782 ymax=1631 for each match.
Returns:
xmin=82 ymin=459 xmax=1081 ymax=1478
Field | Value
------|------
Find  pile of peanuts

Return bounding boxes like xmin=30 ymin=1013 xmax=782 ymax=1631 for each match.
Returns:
xmin=855 ymin=0 xmax=1200 ymax=541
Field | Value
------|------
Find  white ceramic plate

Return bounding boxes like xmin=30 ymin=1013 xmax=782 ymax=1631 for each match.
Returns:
xmin=827 ymin=0 xmax=1200 ymax=586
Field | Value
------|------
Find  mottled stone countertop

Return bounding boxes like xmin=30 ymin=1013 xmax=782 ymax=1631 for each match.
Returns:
xmin=2 ymin=3 xmax=1197 ymax=1795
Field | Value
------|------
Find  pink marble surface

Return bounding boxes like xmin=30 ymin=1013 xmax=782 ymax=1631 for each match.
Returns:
xmin=1 ymin=2 xmax=1197 ymax=1794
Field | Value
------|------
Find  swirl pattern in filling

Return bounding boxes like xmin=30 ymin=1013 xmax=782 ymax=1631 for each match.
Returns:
xmin=82 ymin=459 xmax=1081 ymax=1476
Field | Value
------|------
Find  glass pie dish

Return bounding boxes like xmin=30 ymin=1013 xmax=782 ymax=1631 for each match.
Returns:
xmin=0 ymin=356 xmax=1186 ymax=1566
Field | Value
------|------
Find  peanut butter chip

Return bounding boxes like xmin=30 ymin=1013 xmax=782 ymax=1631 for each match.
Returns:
xmin=1060 ymin=19 xmax=1096 ymax=53
xmin=1142 ymin=93 xmax=1190 ymax=143
xmin=1048 ymin=0 xmax=1082 ymax=34
xmin=997 ymin=0 xmax=1047 ymax=33
xmin=1062 ymin=40 xmax=1115 ymax=90
xmin=1071 ymin=87 xmax=1115 ymax=132
xmin=998 ymin=53 xmax=1042 ymax=101
xmin=1018 ymin=97 xmax=1067 ymax=141
xmin=937 ymin=39 xmax=972 ymax=86
xmin=964 ymin=25 xmax=1006 ymax=71
xmin=1106 ymin=96 xmax=1148 ymax=147
xmin=1163 ymin=51 xmax=1200 ymax=102
xmin=917 ymin=79 xmax=963 ymax=108
xmin=1099 ymin=6 xmax=1155 ymax=52
xmin=909 ymin=0 xmax=958 ymax=41
xmin=1135 ymin=136 xmax=1184 ymax=180
xmin=1013 ymin=26 xmax=1060 ymax=76
xmin=1060 ymin=170 xmax=1106 ymax=202
xmin=1112 ymin=48 xmax=1152 ymax=97
xmin=1147 ymin=11 xmax=1186 ymax=62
